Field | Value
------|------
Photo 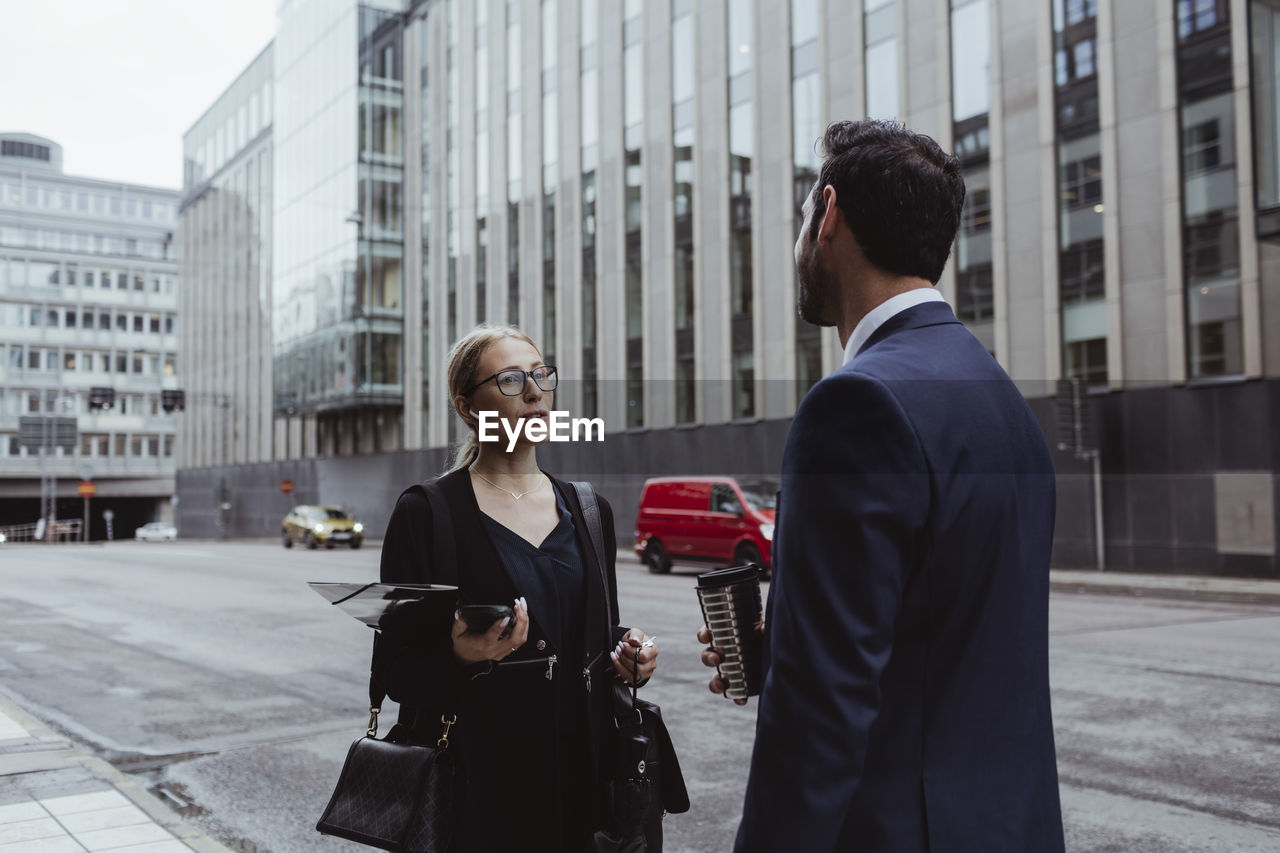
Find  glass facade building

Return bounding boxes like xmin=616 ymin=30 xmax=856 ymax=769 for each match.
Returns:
xmin=179 ymin=0 xmax=1280 ymax=575
xmin=272 ymin=0 xmax=404 ymax=455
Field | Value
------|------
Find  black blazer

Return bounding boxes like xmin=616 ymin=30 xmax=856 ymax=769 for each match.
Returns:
xmin=736 ymin=302 xmax=1065 ymax=852
xmin=374 ymin=467 xmax=629 ymax=852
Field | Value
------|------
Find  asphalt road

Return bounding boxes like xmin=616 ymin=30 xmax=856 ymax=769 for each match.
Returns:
xmin=0 ymin=541 xmax=1277 ymax=852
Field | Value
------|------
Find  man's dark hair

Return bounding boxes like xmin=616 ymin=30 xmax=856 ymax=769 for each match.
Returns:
xmin=808 ymin=120 xmax=966 ymax=284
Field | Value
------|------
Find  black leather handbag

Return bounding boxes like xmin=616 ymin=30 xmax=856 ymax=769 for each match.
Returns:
xmin=572 ymin=484 xmax=690 ymax=853
xmin=316 ymin=481 xmax=463 ymax=853
xmin=315 ymin=713 xmax=458 ymax=852
xmin=591 ymin=652 xmax=691 ymax=853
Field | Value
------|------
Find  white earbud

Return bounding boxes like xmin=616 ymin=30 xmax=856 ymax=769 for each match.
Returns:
xmin=468 ymin=409 xmax=480 ymax=418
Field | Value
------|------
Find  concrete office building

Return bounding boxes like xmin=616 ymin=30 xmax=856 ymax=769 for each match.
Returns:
xmin=0 ymin=133 xmax=181 ymax=538
xmin=178 ymin=0 xmax=1280 ymax=577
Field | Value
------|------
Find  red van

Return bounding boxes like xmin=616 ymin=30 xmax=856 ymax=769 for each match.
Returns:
xmin=633 ymin=477 xmax=777 ymax=574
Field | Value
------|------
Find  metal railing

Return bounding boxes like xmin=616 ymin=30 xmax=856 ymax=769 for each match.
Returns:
xmin=0 ymin=456 xmax=174 ymax=478
xmin=0 ymin=519 xmax=82 ymax=543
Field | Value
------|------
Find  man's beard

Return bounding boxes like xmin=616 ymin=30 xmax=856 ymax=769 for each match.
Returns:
xmin=796 ymin=239 xmax=839 ymax=327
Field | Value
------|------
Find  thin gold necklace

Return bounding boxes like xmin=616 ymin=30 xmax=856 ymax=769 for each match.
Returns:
xmin=469 ymin=466 xmax=545 ymax=501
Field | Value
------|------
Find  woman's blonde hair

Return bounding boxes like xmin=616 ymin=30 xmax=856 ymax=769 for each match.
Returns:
xmin=445 ymin=323 xmax=542 ymax=472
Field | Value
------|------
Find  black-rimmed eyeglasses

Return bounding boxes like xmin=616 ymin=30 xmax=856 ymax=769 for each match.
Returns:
xmin=466 ymin=365 xmax=558 ymax=396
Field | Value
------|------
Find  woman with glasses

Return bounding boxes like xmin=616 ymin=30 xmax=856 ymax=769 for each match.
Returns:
xmin=374 ymin=324 xmax=660 ymax=852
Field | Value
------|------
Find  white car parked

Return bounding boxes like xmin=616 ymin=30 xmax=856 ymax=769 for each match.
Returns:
xmin=135 ymin=522 xmax=178 ymax=542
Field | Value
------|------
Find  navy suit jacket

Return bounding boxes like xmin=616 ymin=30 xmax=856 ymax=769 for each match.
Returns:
xmin=736 ymin=301 xmax=1065 ymax=852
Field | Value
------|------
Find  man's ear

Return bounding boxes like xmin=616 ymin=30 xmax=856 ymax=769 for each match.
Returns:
xmin=816 ymin=185 xmax=841 ymax=245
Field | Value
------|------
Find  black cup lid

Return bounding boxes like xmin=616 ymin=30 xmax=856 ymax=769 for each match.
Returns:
xmin=697 ymin=563 xmax=761 ymax=588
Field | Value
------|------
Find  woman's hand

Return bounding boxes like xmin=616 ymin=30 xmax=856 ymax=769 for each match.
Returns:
xmin=611 ymin=628 xmax=658 ymax=685
xmin=451 ymin=597 xmax=529 ymax=665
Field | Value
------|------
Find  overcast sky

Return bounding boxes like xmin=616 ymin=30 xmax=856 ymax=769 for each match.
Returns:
xmin=1 ymin=0 xmax=275 ymax=189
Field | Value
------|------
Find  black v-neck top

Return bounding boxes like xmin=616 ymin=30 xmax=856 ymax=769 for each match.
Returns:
xmin=376 ymin=469 xmax=630 ymax=852
xmin=479 ymin=481 xmax=586 ymax=675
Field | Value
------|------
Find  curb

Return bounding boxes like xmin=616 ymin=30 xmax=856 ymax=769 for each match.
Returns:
xmin=0 ymin=689 xmax=232 ymax=853
xmin=1048 ymin=571 xmax=1280 ymax=607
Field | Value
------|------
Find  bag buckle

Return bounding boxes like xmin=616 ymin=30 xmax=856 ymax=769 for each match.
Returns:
xmin=366 ymin=707 xmax=379 ymax=737
xmin=438 ymin=713 xmax=457 ymax=749
xmin=614 ymin=708 xmax=643 ymax=729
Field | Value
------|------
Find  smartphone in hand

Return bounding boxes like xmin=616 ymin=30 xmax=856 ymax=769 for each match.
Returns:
xmin=459 ymin=604 xmax=516 ymax=635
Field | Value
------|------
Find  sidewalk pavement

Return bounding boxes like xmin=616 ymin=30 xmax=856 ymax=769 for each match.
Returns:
xmin=0 ymin=693 xmax=229 ymax=853
xmin=613 ymin=548 xmax=1280 ymax=607
xmin=1048 ymin=568 xmax=1280 ymax=606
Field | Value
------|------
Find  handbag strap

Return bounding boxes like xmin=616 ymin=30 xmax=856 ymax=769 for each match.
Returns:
xmin=571 ymin=481 xmax=614 ymax=627
xmin=421 ymin=480 xmax=460 ymax=587
xmin=572 ymin=482 xmax=644 ymax=707
xmin=367 ymin=479 xmax=461 ymax=739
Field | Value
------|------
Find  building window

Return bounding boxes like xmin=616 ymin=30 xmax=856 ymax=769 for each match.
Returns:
xmin=1253 ymin=1 xmax=1280 ymax=236
xmin=542 ymin=0 xmax=558 ymax=362
xmin=1061 ymin=156 xmax=1102 ymax=209
xmin=1065 ymin=338 xmax=1107 ymax=386
xmin=506 ymin=1 xmax=522 ymax=328
xmin=864 ymin=0 xmax=898 ymax=119
xmin=580 ymin=0 xmax=600 ymax=418
xmin=1060 ymin=239 xmax=1105 ymax=303
xmin=952 ymin=0 xmax=991 ymax=122
xmin=794 ymin=0 xmax=824 ymax=396
xmin=624 ymin=0 xmax=644 ymax=427
xmin=1178 ymin=0 xmax=1228 ymax=38
xmin=1183 ymin=120 xmax=1222 ymax=174
xmin=1184 ymin=216 xmax=1240 ymax=279
xmin=1055 ymin=0 xmax=1106 ymax=384
xmin=957 ymin=267 xmax=994 ymax=321
xmin=1 ymin=140 xmax=52 ymax=160
xmin=673 ymin=0 xmax=695 ymax=423
xmin=963 ymin=185 xmax=993 ymax=229
xmin=957 ymin=3 xmax=993 ymax=340
xmin=1178 ymin=5 xmax=1241 ymax=378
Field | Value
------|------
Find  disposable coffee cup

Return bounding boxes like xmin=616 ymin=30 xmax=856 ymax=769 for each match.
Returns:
xmin=696 ymin=564 xmax=765 ymax=700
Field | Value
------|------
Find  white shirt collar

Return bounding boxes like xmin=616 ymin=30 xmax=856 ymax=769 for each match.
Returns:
xmin=842 ymin=288 xmax=947 ymax=365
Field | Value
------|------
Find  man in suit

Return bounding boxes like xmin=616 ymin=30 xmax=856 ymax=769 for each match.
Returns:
xmin=701 ymin=120 xmax=1065 ymax=852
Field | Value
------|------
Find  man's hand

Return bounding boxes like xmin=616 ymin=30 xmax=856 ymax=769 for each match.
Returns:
xmin=697 ymin=618 xmax=764 ymax=706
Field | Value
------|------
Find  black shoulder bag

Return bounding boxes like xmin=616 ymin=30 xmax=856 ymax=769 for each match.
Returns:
xmin=316 ymin=481 xmax=462 ymax=853
xmin=572 ymin=482 xmax=690 ymax=853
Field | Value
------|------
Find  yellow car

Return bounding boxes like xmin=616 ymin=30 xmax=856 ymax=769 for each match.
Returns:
xmin=282 ymin=505 xmax=364 ymax=550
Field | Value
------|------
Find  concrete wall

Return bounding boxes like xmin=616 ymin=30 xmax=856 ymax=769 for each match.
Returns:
xmin=180 ymin=379 xmax=1280 ymax=578
xmin=1035 ymin=378 xmax=1280 ymax=578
